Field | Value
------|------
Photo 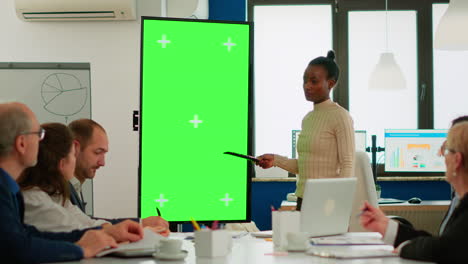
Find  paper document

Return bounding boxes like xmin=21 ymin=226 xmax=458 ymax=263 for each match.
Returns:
xmin=307 ymin=249 xmax=398 ymax=259
xmin=251 ymin=230 xmax=272 ymax=238
xmin=96 ymin=228 xmax=164 ymax=257
xmin=310 ymin=236 xmax=385 ymax=245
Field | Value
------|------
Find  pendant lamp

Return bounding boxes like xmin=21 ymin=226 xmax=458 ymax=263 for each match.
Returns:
xmin=434 ymin=0 xmax=468 ymax=50
xmin=369 ymin=0 xmax=406 ymax=90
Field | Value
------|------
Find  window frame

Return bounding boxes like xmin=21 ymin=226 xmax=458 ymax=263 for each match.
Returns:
xmin=249 ymin=0 xmax=450 ymax=127
xmin=248 ymin=0 xmax=450 ymax=178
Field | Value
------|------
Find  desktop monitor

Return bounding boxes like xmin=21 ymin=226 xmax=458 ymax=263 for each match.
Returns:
xmin=384 ymin=129 xmax=447 ymax=172
xmin=139 ymin=17 xmax=253 ymax=223
xmin=300 ymin=178 xmax=357 ymax=236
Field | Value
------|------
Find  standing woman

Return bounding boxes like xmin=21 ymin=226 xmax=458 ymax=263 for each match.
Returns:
xmin=17 ymin=123 xmax=111 ymax=232
xmin=257 ymin=51 xmax=355 ymax=210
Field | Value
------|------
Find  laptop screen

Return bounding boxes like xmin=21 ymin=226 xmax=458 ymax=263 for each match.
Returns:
xmin=300 ymin=178 xmax=357 ymax=237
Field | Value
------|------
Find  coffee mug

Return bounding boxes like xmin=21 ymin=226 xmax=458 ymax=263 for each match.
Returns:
xmin=158 ymin=238 xmax=182 ymax=255
xmin=286 ymin=232 xmax=309 ymax=251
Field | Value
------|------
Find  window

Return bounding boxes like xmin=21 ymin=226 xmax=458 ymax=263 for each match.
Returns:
xmin=348 ymin=10 xmax=418 ymax=157
xmin=433 ymin=3 xmax=468 ymax=128
xmin=250 ymin=0 xmax=461 ymax=177
xmin=252 ymin=4 xmax=332 ymax=177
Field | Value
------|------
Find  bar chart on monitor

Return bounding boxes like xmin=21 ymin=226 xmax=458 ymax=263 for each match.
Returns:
xmin=384 ymin=129 xmax=447 ymax=172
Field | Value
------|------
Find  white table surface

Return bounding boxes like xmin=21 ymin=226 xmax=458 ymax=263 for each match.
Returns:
xmin=49 ymin=232 xmax=434 ymax=264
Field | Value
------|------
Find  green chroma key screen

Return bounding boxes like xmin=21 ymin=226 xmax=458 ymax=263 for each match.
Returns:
xmin=139 ymin=17 xmax=252 ymax=223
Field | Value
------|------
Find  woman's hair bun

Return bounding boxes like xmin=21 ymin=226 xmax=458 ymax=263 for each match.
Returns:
xmin=326 ymin=50 xmax=335 ymax=60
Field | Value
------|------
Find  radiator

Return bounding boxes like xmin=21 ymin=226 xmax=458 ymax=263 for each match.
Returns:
xmin=381 ymin=202 xmax=449 ymax=236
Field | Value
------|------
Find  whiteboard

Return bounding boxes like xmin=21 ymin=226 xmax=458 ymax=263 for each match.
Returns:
xmin=0 ymin=62 xmax=94 ymax=216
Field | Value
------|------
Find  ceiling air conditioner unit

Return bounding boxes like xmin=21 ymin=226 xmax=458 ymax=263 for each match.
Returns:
xmin=15 ymin=0 xmax=136 ymax=21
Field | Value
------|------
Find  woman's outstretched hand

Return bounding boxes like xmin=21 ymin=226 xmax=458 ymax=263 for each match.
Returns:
xmin=256 ymin=154 xmax=275 ymax=169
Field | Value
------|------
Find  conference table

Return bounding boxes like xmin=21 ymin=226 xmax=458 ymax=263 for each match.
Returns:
xmin=50 ymin=232 xmax=433 ymax=264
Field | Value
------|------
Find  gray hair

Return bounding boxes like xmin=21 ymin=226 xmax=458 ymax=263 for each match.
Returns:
xmin=447 ymin=121 xmax=468 ymax=171
xmin=0 ymin=103 xmax=32 ymax=157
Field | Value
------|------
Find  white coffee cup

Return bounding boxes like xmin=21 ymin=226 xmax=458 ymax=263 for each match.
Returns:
xmin=286 ymin=232 xmax=309 ymax=251
xmin=158 ymin=238 xmax=182 ymax=255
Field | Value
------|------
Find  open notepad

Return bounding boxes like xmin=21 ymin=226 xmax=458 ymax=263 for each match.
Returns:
xmin=96 ymin=228 xmax=164 ymax=257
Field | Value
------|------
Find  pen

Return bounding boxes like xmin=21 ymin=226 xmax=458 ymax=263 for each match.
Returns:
xmin=356 ymin=207 xmax=370 ymax=218
xmin=156 ymin=207 xmax=161 ymax=217
xmin=270 ymin=205 xmax=276 ymax=211
xmin=190 ymin=217 xmax=201 ymax=231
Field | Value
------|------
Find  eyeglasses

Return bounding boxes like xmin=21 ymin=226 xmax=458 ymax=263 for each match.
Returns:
xmin=437 ymin=141 xmax=447 ymax=157
xmin=20 ymin=127 xmax=46 ymax=141
xmin=440 ymin=145 xmax=456 ymax=157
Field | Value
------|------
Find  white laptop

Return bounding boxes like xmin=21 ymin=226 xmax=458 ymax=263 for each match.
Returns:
xmin=300 ymin=178 xmax=357 ymax=237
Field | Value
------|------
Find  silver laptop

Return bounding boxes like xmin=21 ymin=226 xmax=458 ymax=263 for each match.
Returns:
xmin=300 ymin=178 xmax=357 ymax=237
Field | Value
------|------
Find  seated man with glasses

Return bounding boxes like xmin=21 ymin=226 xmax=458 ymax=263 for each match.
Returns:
xmin=0 ymin=102 xmax=144 ymax=263
xmin=21 ymin=127 xmax=46 ymax=141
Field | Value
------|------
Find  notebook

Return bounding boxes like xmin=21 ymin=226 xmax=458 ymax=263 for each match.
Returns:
xmin=300 ymin=178 xmax=357 ymax=237
xmin=96 ymin=228 xmax=164 ymax=257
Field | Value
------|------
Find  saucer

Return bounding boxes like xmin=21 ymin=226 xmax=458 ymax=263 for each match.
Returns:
xmin=153 ymin=250 xmax=188 ymax=261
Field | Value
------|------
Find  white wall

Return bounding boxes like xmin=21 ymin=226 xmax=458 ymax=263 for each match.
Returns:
xmin=0 ymin=0 xmax=165 ymax=218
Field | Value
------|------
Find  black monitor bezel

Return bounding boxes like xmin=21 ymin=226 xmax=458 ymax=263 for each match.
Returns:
xmin=138 ymin=16 xmax=254 ymax=224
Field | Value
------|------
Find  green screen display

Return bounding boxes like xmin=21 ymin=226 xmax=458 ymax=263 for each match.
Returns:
xmin=139 ymin=17 xmax=252 ymax=222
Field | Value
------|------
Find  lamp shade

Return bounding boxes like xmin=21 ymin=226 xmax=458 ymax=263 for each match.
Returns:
xmin=434 ymin=0 xmax=468 ymax=50
xmin=369 ymin=52 xmax=406 ymax=90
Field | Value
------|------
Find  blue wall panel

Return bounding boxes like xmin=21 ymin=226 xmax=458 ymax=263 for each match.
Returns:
xmin=251 ymin=182 xmax=296 ymax=231
xmin=209 ymin=0 xmax=246 ymax=21
xmin=378 ymin=180 xmax=451 ymax=201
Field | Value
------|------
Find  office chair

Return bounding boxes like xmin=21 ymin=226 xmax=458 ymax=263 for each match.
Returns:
xmin=348 ymin=151 xmax=379 ymax=232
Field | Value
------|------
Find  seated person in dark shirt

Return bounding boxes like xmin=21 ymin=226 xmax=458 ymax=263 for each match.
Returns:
xmin=0 ymin=102 xmax=144 ymax=263
xmin=437 ymin=115 xmax=468 ymax=235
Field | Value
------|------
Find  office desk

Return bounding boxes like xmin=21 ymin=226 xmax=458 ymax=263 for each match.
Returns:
xmin=280 ymin=200 xmax=450 ymax=235
xmin=280 ymin=200 xmax=450 ymax=211
xmin=379 ymin=200 xmax=450 ymax=211
xmin=50 ymin=233 xmax=433 ymax=264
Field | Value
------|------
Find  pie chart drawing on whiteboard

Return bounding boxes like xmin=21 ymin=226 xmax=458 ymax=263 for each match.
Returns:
xmin=41 ymin=73 xmax=88 ymax=120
